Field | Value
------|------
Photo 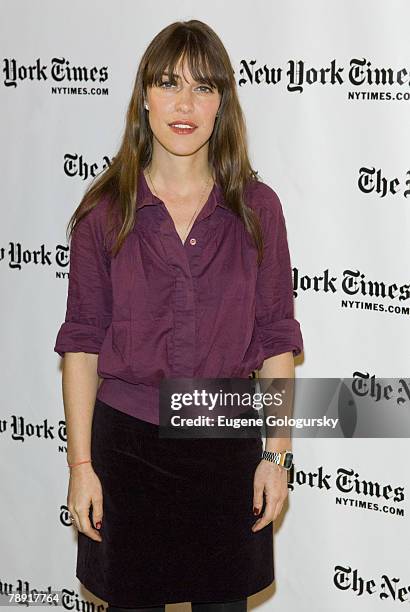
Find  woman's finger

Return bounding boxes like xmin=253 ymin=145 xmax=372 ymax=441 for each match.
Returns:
xmin=252 ymin=487 xmax=276 ymax=531
xmin=69 ymin=509 xmax=80 ymax=530
xmin=76 ymin=505 xmax=102 ymax=541
xmin=253 ymin=480 xmax=264 ymax=516
xmin=91 ymin=494 xmax=104 ymax=531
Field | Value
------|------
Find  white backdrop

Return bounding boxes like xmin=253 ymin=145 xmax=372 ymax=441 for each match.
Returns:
xmin=1 ymin=1 xmax=409 ymax=610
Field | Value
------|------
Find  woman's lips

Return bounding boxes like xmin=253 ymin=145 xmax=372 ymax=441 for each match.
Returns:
xmin=168 ymin=124 xmax=197 ymax=135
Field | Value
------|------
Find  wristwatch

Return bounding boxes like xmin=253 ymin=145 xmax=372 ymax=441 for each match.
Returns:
xmin=261 ymin=449 xmax=293 ymax=470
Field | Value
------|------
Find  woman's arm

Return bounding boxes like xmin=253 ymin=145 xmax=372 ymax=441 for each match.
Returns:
xmin=252 ymin=351 xmax=294 ymax=532
xmin=252 ymin=186 xmax=303 ymax=457
xmin=62 ymin=351 xmax=104 ymax=542
xmin=258 ymin=351 xmax=294 ymax=453
xmin=53 ymin=201 xmax=112 ymax=541
xmin=62 ymin=352 xmax=99 ymax=465
xmin=54 ymin=202 xmax=112 ymax=463
xmin=251 ymin=186 xmax=302 ymax=532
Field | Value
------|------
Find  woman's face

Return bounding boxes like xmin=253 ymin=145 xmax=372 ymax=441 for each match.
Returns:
xmin=145 ymin=59 xmax=221 ymax=158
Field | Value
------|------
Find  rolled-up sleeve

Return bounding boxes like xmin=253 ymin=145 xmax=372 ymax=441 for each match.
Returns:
xmin=53 ymin=202 xmax=113 ymax=357
xmin=255 ymin=186 xmax=303 ymax=360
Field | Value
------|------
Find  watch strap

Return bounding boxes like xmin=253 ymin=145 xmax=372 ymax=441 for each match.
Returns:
xmin=261 ymin=449 xmax=293 ymax=470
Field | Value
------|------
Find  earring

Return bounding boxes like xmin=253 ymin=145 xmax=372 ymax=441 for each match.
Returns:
xmin=144 ymin=101 xmax=149 ymax=110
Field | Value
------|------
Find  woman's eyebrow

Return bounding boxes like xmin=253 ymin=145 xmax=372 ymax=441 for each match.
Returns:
xmin=161 ymin=72 xmax=213 ymax=87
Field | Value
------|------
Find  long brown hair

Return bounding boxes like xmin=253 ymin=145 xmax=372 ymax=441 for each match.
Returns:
xmin=65 ymin=19 xmax=265 ymax=264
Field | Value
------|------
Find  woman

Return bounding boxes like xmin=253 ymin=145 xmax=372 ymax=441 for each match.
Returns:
xmin=54 ymin=19 xmax=303 ymax=612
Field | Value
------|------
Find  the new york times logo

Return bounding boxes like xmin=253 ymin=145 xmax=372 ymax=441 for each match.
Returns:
xmin=293 ymin=268 xmax=410 ymax=302
xmin=237 ymin=57 xmax=410 ymax=93
xmin=352 ymin=372 xmax=410 ymax=406
xmin=334 ymin=564 xmax=410 ymax=602
xmin=2 ymin=57 xmax=108 ymax=87
xmin=64 ymin=152 xmax=112 ymax=182
xmin=358 ymin=165 xmax=410 ymax=199
xmin=288 ymin=465 xmax=404 ymax=503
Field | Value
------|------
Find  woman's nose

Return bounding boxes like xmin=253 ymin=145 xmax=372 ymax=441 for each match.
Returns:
xmin=174 ymin=87 xmax=195 ymax=111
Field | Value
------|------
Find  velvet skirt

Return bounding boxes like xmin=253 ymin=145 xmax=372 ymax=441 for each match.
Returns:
xmin=76 ymin=398 xmax=274 ymax=607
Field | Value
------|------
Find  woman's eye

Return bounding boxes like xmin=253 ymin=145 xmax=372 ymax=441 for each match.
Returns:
xmin=159 ymin=80 xmax=175 ymax=88
xmin=158 ymin=81 xmax=213 ymax=93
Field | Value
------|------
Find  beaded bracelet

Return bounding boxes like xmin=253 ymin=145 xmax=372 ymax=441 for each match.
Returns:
xmin=67 ymin=459 xmax=92 ymax=468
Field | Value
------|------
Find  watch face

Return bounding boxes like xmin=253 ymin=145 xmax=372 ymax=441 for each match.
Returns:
xmin=283 ymin=451 xmax=293 ymax=469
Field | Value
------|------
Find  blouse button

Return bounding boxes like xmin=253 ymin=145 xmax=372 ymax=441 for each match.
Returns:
xmin=189 ymin=238 xmax=197 ymax=245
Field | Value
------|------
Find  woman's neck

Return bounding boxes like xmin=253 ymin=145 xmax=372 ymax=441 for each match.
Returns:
xmin=144 ymin=162 xmax=215 ymax=199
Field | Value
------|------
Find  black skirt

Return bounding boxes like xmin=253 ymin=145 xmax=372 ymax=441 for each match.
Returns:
xmin=76 ymin=398 xmax=274 ymax=607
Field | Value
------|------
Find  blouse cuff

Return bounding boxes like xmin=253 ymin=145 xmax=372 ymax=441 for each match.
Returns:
xmin=53 ymin=321 xmax=107 ymax=357
xmin=257 ymin=318 xmax=303 ymax=360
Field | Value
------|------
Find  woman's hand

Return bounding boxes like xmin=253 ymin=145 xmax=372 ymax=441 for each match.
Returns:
xmin=67 ymin=463 xmax=103 ymax=542
xmin=252 ymin=459 xmax=289 ymax=532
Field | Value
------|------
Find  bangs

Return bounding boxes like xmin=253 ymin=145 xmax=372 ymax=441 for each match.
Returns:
xmin=144 ymin=31 xmax=228 ymax=92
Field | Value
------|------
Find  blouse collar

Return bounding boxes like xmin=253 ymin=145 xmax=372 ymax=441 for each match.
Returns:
xmin=136 ymin=168 xmax=229 ymax=213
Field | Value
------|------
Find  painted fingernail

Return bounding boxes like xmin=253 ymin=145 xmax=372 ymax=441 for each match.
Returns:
xmin=253 ymin=507 xmax=260 ymax=515
xmin=96 ymin=521 xmax=102 ymax=529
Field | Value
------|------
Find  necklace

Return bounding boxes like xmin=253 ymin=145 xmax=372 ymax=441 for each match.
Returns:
xmin=146 ymin=167 xmax=212 ymax=244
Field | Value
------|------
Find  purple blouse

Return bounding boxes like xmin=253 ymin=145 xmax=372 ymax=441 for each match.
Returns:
xmin=54 ymin=170 xmax=303 ymax=424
